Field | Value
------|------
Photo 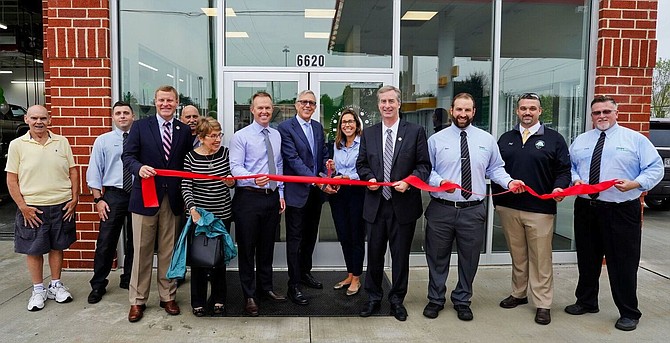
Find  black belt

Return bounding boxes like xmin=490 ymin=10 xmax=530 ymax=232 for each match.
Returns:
xmin=239 ymin=186 xmax=276 ymax=195
xmin=579 ymin=197 xmax=638 ymax=208
xmin=104 ymin=186 xmax=128 ymax=194
xmin=431 ymin=197 xmax=483 ymax=209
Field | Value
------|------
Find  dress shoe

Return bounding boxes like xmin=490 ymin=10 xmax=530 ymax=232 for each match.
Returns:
xmin=288 ymin=286 xmax=309 ymax=306
xmin=423 ymin=302 xmax=444 ymax=319
xmin=454 ymin=304 xmax=474 ymax=321
xmin=301 ymin=273 xmax=323 ymax=289
xmin=119 ymin=281 xmax=129 ymax=290
xmin=261 ymin=290 xmax=286 ymax=302
xmin=192 ymin=307 xmax=206 ymax=317
xmin=615 ymin=317 xmax=639 ymax=331
xmin=87 ymin=288 xmax=106 ymax=304
xmin=346 ymin=282 xmax=361 ymax=296
xmin=390 ymin=303 xmax=408 ymax=321
xmin=359 ymin=301 xmax=381 ymax=317
xmin=244 ymin=298 xmax=259 ymax=317
xmin=333 ymin=280 xmax=351 ymax=290
xmin=159 ymin=300 xmax=181 ymax=315
xmin=212 ymin=304 xmax=226 ymax=317
xmin=128 ymin=304 xmax=146 ymax=323
xmin=564 ymin=303 xmax=599 ymax=315
xmin=535 ymin=308 xmax=551 ymax=325
xmin=499 ymin=295 xmax=528 ymax=309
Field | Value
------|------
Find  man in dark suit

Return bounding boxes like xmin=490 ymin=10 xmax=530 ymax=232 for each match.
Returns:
xmin=356 ymin=85 xmax=431 ymax=321
xmin=278 ymin=90 xmax=335 ymax=305
xmin=122 ymin=85 xmax=192 ymax=323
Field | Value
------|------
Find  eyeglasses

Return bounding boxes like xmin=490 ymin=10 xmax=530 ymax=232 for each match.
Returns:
xmin=297 ymin=100 xmax=316 ymax=107
xmin=341 ymin=119 xmax=357 ymax=125
xmin=591 ymin=109 xmax=615 ymax=116
xmin=205 ymin=133 xmax=223 ymax=139
xmin=519 ymin=93 xmax=540 ymax=100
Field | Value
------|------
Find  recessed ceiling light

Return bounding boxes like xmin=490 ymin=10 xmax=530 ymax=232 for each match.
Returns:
xmin=226 ymin=31 xmax=249 ymax=38
xmin=0 ymin=23 xmax=7 ymax=30
xmin=11 ymin=80 xmax=45 ymax=84
xmin=201 ymin=8 xmax=217 ymax=16
xmin=0 ymin=70 xmax=13 ymax=74
xmin=305 ymin=9 xmax=335 ymax=19
xmin=138 ymin=61 xmax=158 ymax=71
xmin=166 ymin=73 xmax=174 ymax=78
xmin=34 ymin=58 xmax=43 ymax=64
xmin=305 ymin=32 xmax=329 ymax=39
xmin=401 ymin=11 xmax=437 ymax=21
xmin=226 ymin=8 xmax=236 ymax=17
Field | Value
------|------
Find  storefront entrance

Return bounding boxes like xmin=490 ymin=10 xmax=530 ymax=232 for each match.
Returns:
xmin=222 ymin=71 xmax=394 ymax=269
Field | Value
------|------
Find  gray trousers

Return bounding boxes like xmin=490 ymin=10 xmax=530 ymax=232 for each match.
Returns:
xmin=425 ymin=199 xmax=486 ymax=306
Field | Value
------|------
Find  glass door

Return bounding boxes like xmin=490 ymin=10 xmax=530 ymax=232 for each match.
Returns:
xmin=223 ymin=71 xmax=393 ymax=268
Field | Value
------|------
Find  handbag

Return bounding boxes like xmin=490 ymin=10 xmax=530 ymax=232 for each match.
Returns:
xmin=188 ymin=233 xmax=225 ymax=268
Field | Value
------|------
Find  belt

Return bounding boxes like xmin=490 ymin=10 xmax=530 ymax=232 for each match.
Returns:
xmin=239 ymin=186 xmax=276 ymax=195
xmin=104 ymin=186 xmax=128 ymax=194
xmin=579 ymin=197 xmax=638 ymax=208
xmin=431 ymin=197 xmax=483 ymax=209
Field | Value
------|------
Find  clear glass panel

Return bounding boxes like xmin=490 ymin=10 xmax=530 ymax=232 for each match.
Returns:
xmin=400 ymin=0 xmax=494 ymax=253
xmin=225 ymin=0 xmax=392 ymax=68
xmin=492 ymin=0 xmax=592 ymax=252
xmin=119 ymin=0 xmax=217 ymax=118
xmin=317 ymin=81 xmax=384 ymax=243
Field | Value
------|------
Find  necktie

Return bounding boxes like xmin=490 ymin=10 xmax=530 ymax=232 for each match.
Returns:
xmin=588 ymin=131 xmax=606 ymax=199
xmin=304 ymin=122 xmax=316 ymax=174
xmin=192 ymin=136 xmax=199 ymax=148
xmin=522 ymin=128 xmax=530 ymax=144
xmin=262 ymin=128 xmax=278 ymax=190
xmin=460 ymin=131 xmax=472 ymax=200
xmin=162 ymin=121 xmax=172 ymax=161
xmin=382 ymin=128 xmax=394 ymax=200
xmin=122 ymin=132 xmax=132 ymax=193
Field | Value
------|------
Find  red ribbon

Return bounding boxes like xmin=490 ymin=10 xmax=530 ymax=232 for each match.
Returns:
xmin=141 ymin=169 xmax=618 ymax=208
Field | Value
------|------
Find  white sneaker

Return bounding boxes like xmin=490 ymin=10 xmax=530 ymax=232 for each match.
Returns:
xmin=47 ymin=282 xmax=73 ymax=303
xmin=28 ymin=290 xmax=47 ymax=311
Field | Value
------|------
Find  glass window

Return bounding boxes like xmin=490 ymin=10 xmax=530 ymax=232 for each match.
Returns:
xmin=492 ymin=0 xmax=592 ymax=252
xmin=225 ymin=0 xmax=392 ymax=68
xmin=119 ymin=0 xmax=217 ymax=118
xmin=400 ymin=1 xmax=494 ymax=253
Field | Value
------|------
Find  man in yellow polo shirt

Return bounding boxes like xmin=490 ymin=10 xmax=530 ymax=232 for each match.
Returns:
xmin=5 ymin=104 xmax=79 ymax=312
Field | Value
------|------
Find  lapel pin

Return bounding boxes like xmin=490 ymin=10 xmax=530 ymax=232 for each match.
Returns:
xmin=176 ymin=126 xmax=180 ymax=130
xmin=398 ymin=137 xmax=402 ymax=141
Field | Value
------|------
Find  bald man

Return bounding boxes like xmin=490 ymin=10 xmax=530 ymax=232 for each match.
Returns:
xmin=181 ymin=105 xmax=200 ymax=148
xmin=6 ymin=105 xmax=79 ymax=311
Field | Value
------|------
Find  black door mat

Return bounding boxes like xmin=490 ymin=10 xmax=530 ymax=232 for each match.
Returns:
xmin=212 ymin=271 xmax=391 ymax=317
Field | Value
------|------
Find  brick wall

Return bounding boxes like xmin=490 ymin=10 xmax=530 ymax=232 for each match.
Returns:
xmin=43 ymin=0 xmax=112 ymax=269
xmin=595 ymin=0 xmax=658 ymax=133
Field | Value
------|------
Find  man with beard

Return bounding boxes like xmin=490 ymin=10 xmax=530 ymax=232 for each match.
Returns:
xmin=493 ymin=93 xmax=571 ymax=325
xmin=422 ymin=93 xmax=525 ymax=321
xmin=180 ymin=105 xmax=200 ymax=148
xmin=565 ymin=95 xmax=663 ymax=331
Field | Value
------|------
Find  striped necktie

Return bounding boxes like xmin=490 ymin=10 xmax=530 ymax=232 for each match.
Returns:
xmin=588 ymin=131 xmax=606 ymax=199
xmin=382 ymin=128 xmax=394 ymax=200
xmin=460 ymin=131 xmax=472 ymax=200
xmin=162 ymin=121 xmax=172 ymax=161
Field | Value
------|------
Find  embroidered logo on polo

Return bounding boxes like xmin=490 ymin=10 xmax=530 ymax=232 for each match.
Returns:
xmin=535 ymin=140 xmax=545 ymax=149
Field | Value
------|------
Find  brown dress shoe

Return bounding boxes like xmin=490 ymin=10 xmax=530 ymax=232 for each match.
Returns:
xmin=159 ymin=300 xmax=181 ymax=315
xmin=245 ymin=298 xmax=259 ymax=317
xmin=128 ymin=304 xmax=146 ymax=323
xmin=535 ymin=308 xmax=551 ymax=325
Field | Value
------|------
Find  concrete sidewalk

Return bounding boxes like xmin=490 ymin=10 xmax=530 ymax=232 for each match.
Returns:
xmin=1 ymin=209 xmax=669 ymax=342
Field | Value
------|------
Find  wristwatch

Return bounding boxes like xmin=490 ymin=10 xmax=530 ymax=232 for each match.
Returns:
xmin=93 ymin=197 xmax=103 ymax=204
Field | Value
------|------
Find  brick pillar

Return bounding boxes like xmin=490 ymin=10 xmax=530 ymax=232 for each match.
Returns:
xmin=43 ymin=0 xmax=112 ymax=269
xmin=595 ymin=0 xmax=658 ymax=133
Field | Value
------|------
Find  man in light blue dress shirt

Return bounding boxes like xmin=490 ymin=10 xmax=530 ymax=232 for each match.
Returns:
xmin=86 ymin=101 xmax=135 ymax=304
xmin=422 ymin=93 xmax=525 ymax=321
xmin=565 ymin=95 xmax=663 ymax=331
xmin=229 ymin=91 xmax=286 ymax=316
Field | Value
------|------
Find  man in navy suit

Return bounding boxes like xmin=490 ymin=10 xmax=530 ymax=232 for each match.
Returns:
xmin=122 ymin=85 xmax=192 ymax=322
xmin=356 ymin=85 xmax=431 ymax=321
xmin=278 ymin=90 xmax=335 ymax=305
